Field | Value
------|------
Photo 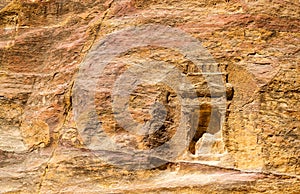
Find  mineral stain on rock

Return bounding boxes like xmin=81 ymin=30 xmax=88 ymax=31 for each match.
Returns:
xmin=0 ymin=0 xmax=299 ymax=193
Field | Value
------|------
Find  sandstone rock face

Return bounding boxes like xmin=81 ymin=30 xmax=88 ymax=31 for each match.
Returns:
xmin=0 ymin=0 xmax=299 ymax=193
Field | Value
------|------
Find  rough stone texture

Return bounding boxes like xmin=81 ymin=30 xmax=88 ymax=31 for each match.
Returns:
xmin=0 ymin=0 xmax=299 ymax=193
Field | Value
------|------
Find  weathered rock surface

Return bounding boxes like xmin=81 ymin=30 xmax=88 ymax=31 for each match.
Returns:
xmin=0 ymin=0 xmax=299 ymax=193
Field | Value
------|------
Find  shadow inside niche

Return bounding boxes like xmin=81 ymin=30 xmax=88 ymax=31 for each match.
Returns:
xmin=188 ymin=103 xmax=222 ymax=155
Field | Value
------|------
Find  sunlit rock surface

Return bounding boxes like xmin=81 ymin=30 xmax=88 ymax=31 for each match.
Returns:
xmin=0 ymin=0 xmax=299 ymax=193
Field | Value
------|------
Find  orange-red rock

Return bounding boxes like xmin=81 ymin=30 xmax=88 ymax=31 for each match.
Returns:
xmin=0 ymin=0 xmax=299 ymax=193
